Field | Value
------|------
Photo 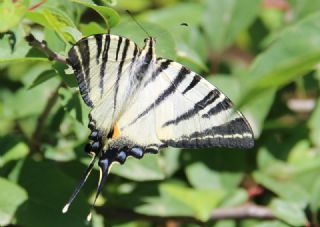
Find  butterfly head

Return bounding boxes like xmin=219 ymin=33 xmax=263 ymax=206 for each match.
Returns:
xmin=141 ymin=37 xmax=156 ymax=63
xmin=143 ymin=37 xmax=156 ymax=52
xmin=144 ymin=36 xmax=156 ymax=44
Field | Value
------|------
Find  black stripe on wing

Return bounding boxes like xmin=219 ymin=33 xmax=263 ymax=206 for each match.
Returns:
xmin=135 ymin=39 xmax=154 ymax=80
xmin=67 ymin=45 xmax=93 ymax=107
xmin=164 ymin=118 xmax=254 ymax=149
xmin=115 ymin=37 xmax=123 ymax=61
xmin=78 ymin=39 xmax=90 ymax=85
xmin=202 ymin=97 xmax=233 ymax=118
xmin=95 ymin=34 xmax=103 ymax=64
xmin=113 ymin=39 xmax=130 ymax=112
xmin=182 ymin=74 xmax=202 ymax=95
xmin=144 ymin=58 xmax=172 ymax=87
xmin=162 ymin=89 xmax=220 ymax=127
xmin=99 ymin=35 xmax=111 ymax=97
xmin=129 ymin=66 xmax=190 ymax=126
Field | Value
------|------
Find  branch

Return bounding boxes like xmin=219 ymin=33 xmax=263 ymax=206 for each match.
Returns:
xmin=25 ymin=34 xmax=67 ymax=64
xmin=95 ymin=203 xmax=275 ymax=224
xmin=29 ymin=82 xmax=63 ymax=153
xmin=25 ymin=35 xmax=67 ymax=153
xmin=211 ymin=204 xmax=274 ymax=220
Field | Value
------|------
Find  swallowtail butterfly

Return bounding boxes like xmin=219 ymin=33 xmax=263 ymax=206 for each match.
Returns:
xmin=62 ymin=34 xmax=254 ymax=220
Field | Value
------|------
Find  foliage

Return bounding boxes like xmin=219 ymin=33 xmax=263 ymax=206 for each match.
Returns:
xmin=0 ymin=0 xmax=320 ymax=226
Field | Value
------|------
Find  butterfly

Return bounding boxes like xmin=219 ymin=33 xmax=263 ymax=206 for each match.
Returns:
xmin=62 ymin=34 xmax=254 ymax=220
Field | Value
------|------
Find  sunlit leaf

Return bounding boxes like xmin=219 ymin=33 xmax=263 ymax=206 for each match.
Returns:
xmin=42 ymin=7 xmax=79 ymax=43
xmin=72 ymin=0 xmax=120 ymax=28
xmin=29 ymin=70 xmax=56 ymax=89
xmin=241 ymin=12 xmax=320 ymax=104
xmin=0 ymin=178 xmax=27 ymax=226
xmin=161 ymin=183 xmax=225 ymax=221
xmin=112 ymin=20 xmax=176 ymax=60
xmin=0 ymin=142 xmax=29 ymax=167
xmin=270 ymin=199 xmax=307 ymax=226
xmin=0 ymin=0 xmax=29 ymax=32
xmin=202 ymin=0 xmax=261 ymax=52
xmin=112 ymin=154 xmax=165 ymax=181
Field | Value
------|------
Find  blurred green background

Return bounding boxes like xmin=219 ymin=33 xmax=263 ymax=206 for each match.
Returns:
xmin=1 ymin=0 xmax=320 ymax=226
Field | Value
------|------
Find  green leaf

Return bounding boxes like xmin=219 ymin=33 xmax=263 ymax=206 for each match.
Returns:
xmin=15 ymin=159 xmax=90 ymax=227
xmin=253 ymin=172 xmax=309 ymax=207
xmin=80 ymin=22 xmax=106 ymax=37
xmin=220 ymin=189 xmax=248 ymax=208
xmin=158 ymin=147 xmax=181 ymax=177
xmin=242 ymin=12 xmax=320 ymax=103
xmin=29 ymin=70 xmax=56 ymax=89
xmin=0 ymin=142 xmax=29 ymax=167
xmin=44 ymin=28 xmax=66 ymax=52
xmin=58 ymin=87 xmax=90 ymax=124
xmin=0 ymin=26 xmax=49 ymax=63
xmin=161 ymin=183 xmax=225 ymax=221
xmin=202 ymin=0 xmax=261 ymax=52
xmin=141 ymin=3 xmax=206 ymax=70
xmin=255 ymin=220 xmax=291 ymax=227
xmin=140 ymin=3 xmax=203 ymax=32
xmin=176 ymin=41 xmax=208 ymax=72
xmin=42 ymin=7 xmax=79 ymax=43
xmin=7 ymin=78 xmax=59 ymax=119
xmin=135 ymin=196 xmax=193 ymax=217
xmin=112 ymin=20 xmax=176 ymax=60
xmin=0 ymin=57 xmax=49 ymax=63
xmin=308 ymin=98 xmax=320 ymax=147
xmin=112 ymin=154 xmax=165 ymax=181
xmin=241 ymin=89 xmax=276 ymax=138
xmin=186 ymin=162 xmax=223 ymax=189
xmin=0 ymin=177 xmax=27 ymax=226
xmin=215 ymin=220 xmax=236 ymax=227
xmin=289 ymin=0 xmax=320 ymax=20
xmin=53 ymin=62 xmax=78 ymax=88
xmin=208 ymin=75 xmax=275 ymax=137
xmin=270 ymin=199 xmax=307 ymax=226
xmin=116 ymin=0 xmax=150 ymax=12
xmin=207 ymin=75 xmax=241 ymax=103
xmin=72 ymin=0 xmax=120 ymax=28
xmin=25 ymin=11 xmax=51 ymax=27
xmin=0 ymin=0 xmax=29 ymax=32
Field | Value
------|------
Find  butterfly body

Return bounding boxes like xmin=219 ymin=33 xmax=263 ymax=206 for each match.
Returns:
xmin=64 ymin=34 xmax=254 ymax=217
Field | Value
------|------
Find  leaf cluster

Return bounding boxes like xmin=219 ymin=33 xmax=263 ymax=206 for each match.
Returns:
xmin=1 ymin=0 xmax=320 ymax=226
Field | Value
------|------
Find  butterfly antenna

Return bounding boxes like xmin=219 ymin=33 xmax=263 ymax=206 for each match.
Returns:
xmin=126 ymin=10 xmax=151 ymax=37
xmin=153 ymin=22 xmax=189 ymax=41
xmin=62 ymin=154 xmax=98 ymax=214
xmin=86 ymin=158 xmax=112 ymax=222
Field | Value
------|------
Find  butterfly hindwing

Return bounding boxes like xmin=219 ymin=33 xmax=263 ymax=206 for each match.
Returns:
xmin=154 ymin=59 xmax=254 ymax=148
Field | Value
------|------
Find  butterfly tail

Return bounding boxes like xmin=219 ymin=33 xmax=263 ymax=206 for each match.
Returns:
xmin=62 ymin=154 xmax=98 ymax=214
xmin=86 ymin=156 xmax=113 ymax=222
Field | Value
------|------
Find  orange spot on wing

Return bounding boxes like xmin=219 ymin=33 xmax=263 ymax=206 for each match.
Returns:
xmin=112 ymin=123 xmax=120 ymax=139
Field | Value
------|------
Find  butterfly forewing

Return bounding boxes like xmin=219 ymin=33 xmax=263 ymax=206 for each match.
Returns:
xmin=68 ymin=34 xmax=140 ymax=134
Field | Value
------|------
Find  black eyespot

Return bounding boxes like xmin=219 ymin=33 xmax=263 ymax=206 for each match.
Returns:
xmin=144 ymin=38 xmax=148 ymax=43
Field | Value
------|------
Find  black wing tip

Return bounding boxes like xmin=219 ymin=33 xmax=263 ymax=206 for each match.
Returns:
xmin=165 ymin=136 xmax=254 ymax=150
xmin=236 ymin=137 xmax=255 ymax=149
